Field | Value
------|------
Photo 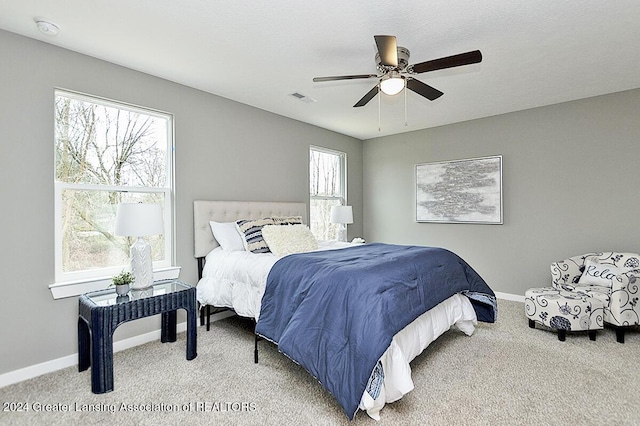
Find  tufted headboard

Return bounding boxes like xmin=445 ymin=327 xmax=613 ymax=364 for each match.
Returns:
xmin=193 ymin=200 xmax=307 ymax=258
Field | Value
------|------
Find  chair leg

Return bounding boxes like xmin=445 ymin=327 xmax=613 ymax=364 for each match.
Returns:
xmin=557 ymin=329 xmax=566 ymax=341
xmin=588 ymin=330 xmax=597 ymax=341
xmin=616 ymin=327 xmax=625 ymax=344
xmin=528 ymin=319 xmax=536 ymax=329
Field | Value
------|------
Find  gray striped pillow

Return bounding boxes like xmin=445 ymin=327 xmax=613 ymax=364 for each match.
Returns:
xmin=269 ymin=215 xmax=303 ymax=226
xmin=235 ymin=218 xmax=275 ymax=253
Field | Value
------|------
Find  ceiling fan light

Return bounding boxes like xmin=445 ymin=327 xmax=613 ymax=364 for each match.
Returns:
xmin=380 ymin=73 xmax=404 ymax=95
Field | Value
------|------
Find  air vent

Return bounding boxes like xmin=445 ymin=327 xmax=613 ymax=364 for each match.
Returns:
xmin=290 ymin=92 xmax=317 ymax=103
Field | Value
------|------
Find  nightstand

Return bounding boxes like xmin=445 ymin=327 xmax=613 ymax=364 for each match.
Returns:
xmin=77 ymin=279 xmax=197 ymax=393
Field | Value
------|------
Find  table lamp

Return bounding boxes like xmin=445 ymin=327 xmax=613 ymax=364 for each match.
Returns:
xmin=330 ymin=205 xmax=353 ymax=242
xmin=115 ymin=203 xmax=164 ymax=289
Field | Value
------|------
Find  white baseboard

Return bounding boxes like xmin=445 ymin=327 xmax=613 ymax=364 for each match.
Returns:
xmin=0 ymin=318 xmax=199 ymax=389
xmin=495 ymin=291 xmax=524 ymax=303
xmin=1 ymin=295 xmax=517 ymax=389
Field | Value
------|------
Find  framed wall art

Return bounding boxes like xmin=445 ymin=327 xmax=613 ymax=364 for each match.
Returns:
xmin=416 ymin=155 xmax=503 ymax=224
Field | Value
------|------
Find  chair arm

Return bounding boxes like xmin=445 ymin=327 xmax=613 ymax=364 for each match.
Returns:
xmin=607 ymin=273 xmax=640 ymax=326
xmin=550 ymin=258 xmax=585 ymax=290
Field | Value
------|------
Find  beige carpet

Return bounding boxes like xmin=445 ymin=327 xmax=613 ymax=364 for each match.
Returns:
xmin=1 ymin=299 xmax=638 ymax=425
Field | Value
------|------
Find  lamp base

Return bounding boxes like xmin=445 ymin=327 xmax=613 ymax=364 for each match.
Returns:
xmin=337 ymin=224 xmax=347 ymax=242
xmin=130 ymin=237 xmax=153 ymax=290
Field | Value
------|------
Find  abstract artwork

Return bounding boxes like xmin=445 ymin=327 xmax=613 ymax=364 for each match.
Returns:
xmin=416 ymin=155 xmax=502 ymax=224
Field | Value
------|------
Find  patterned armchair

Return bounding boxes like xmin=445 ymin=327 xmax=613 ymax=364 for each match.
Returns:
xmin=550 ymin=252 xmax=640 ymax=343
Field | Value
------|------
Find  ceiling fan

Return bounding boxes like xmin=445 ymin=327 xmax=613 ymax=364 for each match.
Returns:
xmin=313 ymin=35 xmax=482 ymax=108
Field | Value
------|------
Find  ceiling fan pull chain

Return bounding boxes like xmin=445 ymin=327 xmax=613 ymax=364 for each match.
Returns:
xmin=404 ymin=85 xmax=408 ymax=126
xmin=378 ymin=85 xmax=381 ymax=132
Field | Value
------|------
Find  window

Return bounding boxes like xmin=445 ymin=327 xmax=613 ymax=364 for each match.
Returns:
xmin=309 ymin=146 xmax=346 ymax=240
xmin=54 ymin=90 xmax=174 ymax=286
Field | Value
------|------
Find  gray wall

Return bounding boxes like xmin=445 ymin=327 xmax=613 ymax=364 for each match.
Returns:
xmin=3 ymin=23 xmax=639 ymax=377
xmin=0 ymin=29 xmax=362 ymax=375
xmin=363 ymin=88 xmax=640 ymax=297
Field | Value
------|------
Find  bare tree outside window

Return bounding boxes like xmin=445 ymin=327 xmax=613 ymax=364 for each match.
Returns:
xmin=309 ymin=147 xmax=346 ymax=240
xmin=54 ymin=91 xmax=172 ymax=282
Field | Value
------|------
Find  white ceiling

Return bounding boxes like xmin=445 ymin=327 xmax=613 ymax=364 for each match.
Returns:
xmin=2 ymin=1 xmax=640 ymax=140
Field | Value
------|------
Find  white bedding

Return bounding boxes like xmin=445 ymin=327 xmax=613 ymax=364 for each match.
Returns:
xmin=196 ymin=242 xmax=478 ymax=420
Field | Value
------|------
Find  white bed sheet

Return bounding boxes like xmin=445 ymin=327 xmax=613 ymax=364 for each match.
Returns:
xmin=196 ymin=243 xmax=478 ymax=420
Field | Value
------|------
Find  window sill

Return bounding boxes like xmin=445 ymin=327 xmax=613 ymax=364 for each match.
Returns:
xmin=49 ymin=266 xmax=182 ymax=299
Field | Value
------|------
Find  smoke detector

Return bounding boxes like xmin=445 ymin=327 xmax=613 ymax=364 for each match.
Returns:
xmin=35 ymin=18 xmax=60 ymax=36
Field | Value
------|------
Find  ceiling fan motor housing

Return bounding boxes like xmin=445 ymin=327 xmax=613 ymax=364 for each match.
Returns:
xmin=376 ymin=46 xmax=410 ymax=72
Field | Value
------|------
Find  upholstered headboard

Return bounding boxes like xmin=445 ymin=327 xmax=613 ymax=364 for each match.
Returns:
xmin=193 ymin=200 xmax=307 ymax=258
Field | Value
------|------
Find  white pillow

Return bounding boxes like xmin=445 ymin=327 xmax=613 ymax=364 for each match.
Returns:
xmin=578 ymin=259 xmax=623 ymax=288
xmin=261 ymin=224 xmax=318 ymax=257
xmin=209 ymin=221 xmax=245 ymax=251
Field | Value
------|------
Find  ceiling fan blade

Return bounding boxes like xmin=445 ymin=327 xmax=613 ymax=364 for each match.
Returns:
xmin=411 ymin=50 xmax=482 ymax=74
xmin=374 ymin=35 xmax=398 ymax=67
xmin=313 ymin=74 xmax=378 ymax=82
xmin=353 ymin=85 xmax=379 ymax=107
xmin=406 ymin=78 xmax=444 ymax=101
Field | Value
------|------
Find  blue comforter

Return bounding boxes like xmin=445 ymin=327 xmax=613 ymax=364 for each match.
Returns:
xmin=255 ymin=243 xmax=496 ymax=419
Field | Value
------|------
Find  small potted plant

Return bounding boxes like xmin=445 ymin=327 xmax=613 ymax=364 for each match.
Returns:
xmin=111 ymin=271 xmax=135 ymax=296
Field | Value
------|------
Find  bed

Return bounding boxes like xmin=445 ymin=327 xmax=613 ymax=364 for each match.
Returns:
xmin=193 ymin=200 xmax=497 ymax=420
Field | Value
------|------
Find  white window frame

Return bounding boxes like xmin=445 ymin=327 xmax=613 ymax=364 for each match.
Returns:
xmin=50 ymin=89 xmax=178 ymax=299
xmin=309 ymin=146 xmax=347 ymax=240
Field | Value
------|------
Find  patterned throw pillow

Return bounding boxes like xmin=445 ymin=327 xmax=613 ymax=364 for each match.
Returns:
xmin=269 ymin=216 xmax=303 ymax=225
xmin=578 ymin=258 xmax=623 ymax=288
xmin=235 ymin=218 xmax=275 ymax=254
xmin=261 ymin=224 xmax=318 ymax=257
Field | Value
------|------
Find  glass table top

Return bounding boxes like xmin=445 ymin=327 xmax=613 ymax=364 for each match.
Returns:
xmin=85 ymin=280 xmax=191 ymax=307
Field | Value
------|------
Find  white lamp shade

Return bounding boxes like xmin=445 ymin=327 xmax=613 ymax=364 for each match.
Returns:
xmin=330 ymin=205 xmax=353 ymax=224
xmin=115 ymin=203 xmax=164 ymax=237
